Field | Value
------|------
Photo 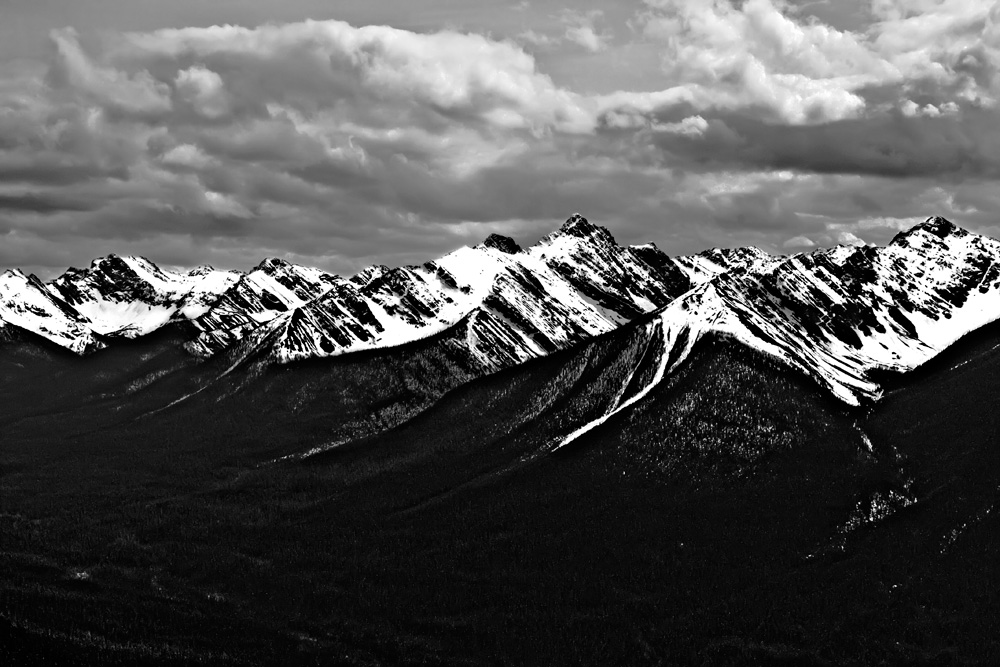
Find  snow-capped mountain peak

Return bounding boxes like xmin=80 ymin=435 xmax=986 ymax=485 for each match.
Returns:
xmin=44 ymin=255 xmax=242 ymax=340
xmin=556 ymin=216 xmax=1000 ymax=447
xmin=3 ymin=215 xmax=1000 ymax=417
xmin=898 ymin=215 xmax=958 ymax=240
xmin=538 ymin=212 xmax=617 ymax=248
xmin=253 ymin=257 xmax=295 ymax=274
xmin=0 ymin=269 xmax=105 ymax=354
xmin=184 ymin=214 xmax=702 ymax=364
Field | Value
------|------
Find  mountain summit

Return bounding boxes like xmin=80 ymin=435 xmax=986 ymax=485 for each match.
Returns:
xmin=480 ymin=234 xmax=522 ymax=254
xmin=47 ymin=255 xmax=242 ymax=338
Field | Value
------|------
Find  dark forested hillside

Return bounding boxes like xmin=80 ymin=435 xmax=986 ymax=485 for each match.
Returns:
xmin=2 ymin=312 xmax=999 ymax=665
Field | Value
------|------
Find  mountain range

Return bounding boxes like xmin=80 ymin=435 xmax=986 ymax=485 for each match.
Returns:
xmin=4 ymin=214 xmax=999 ymax=411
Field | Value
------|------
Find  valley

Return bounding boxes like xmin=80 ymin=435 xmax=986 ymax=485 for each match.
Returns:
xmin=2 ymin=319 xmax=998 ymax=665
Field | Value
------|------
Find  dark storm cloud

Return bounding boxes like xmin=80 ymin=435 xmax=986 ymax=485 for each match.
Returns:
xmin=0 ymin=192 xmax=97 ymax=213
xmin=650 ymin=106 xmax=1000 ymax=179
xmin=0 ymin=161 xmax=128 ymax=186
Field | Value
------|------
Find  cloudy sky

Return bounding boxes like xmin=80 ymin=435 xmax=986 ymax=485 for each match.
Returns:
xmin=0 ymin=0 xmax=998 ymax=276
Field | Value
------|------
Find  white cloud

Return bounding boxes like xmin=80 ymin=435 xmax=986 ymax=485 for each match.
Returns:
xmin=783 ymin=235 xmax=816 ymax=248
xmin=160 ymin=143 xmax=214 ymax=169
xmin=115 ymin=20 xmax=595 ymax=134
xmin=656 ymin=115 xmax=709 ymax=135
xmin=203 ymin=190 xmax=253 ymax=218
xmin=175 ymin=66 xmax=229 ymax=118
xmin=835 ymin=230 xmax=866 ymax=246
xmin=631 ymin=0 xmax=1000 ymax=124
xmin=634 ymin=0 xmax=887 ymax=123
xmin=853 ymin=215 xmax=927 ymax=231
xmin=565 ymin=24 xmax=610 ymax=53
xmin=516 ymin=29 xmax=558 ymax=48
xmin=561 ymin=10 xmax=613 ymax=53
xmin=513 ymin=10 xmax=614 ymax=55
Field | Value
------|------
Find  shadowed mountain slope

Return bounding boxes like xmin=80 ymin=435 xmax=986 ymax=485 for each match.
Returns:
xmin=2 ymin=302 xmax=999 ymax=665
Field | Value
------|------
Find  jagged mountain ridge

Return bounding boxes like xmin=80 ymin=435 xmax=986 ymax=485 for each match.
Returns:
xmin=2 ymin=215 xmax=999 ymax=412
xmin=0 ymin=269 xmax=105 ymax=355
xmin=555 ymin=217 xmax=1000 ymax=449
xmin=0 ymin=214 xmax=764 ymax=365
xmin=0 ymin=256 xmax=242 ymax=352
xmin=216 ymin=216 xmax=733 ymax=369
xmin=48 ymin=255 xmax=242 ymax=338
xmin=183 ymin=214 xmax=752 ymax=367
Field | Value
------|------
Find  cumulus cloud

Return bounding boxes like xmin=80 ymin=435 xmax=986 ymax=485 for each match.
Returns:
xmin=783 ymin=235 xmax=816 ymax=249
xmin=629 ymin=0 xmax=1000 ymax=124
xmin=561 ymin=10 xmax=613 ymax=53
xmin=0 ymin=20 xmax=611 ymax=273
xmin=565 ymin=25 xmax=610 ymax=53
xmin=516 ymin=29 xmax=559 ymax=48
xmin=514 ymin=9 xmax=613 ymax=54
xmin=633 ymin=0 xmax=883 ymax=123
xmin=174 ymin=66 xmax=229 ymax=119
xmin=0 ymin=5 xmax=999 ymax=276
xmin=47 ymin=28 xmax=172 ymax=117
xmin=114 ymin=20 xmax=595 ymax=133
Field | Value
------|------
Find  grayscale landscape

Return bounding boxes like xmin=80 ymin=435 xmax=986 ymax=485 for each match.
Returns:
xmin=2 ymin=1 xmax=999 ymax=665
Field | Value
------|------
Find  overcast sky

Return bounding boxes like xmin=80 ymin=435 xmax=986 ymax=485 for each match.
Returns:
xmin=0 ymin=0 xmax=998 ymax=276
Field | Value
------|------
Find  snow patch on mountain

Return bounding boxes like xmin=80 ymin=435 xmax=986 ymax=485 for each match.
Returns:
xmin=0 ymin=270 xmax=105 ymax=354
xmin=48 ymin=255 xmax=241 ymax=338
xmin=184 ymin=259 xmax=340 ymax=356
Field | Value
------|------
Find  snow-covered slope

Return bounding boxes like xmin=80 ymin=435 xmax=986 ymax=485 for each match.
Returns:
xmin=0 ymin=270 xmax=105 ymax=354
xmin=556 ymin=217 xmax=1000 ymax=448
xmin=183 ymin=258 xmax=343 ymax=356
xmin=672 ymin=245 xmax=781 ymax=284
xmin=48 ymin=255 xmax=242 ymax=338
xmin=196 ymin=215 xmax=725 ymax=366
